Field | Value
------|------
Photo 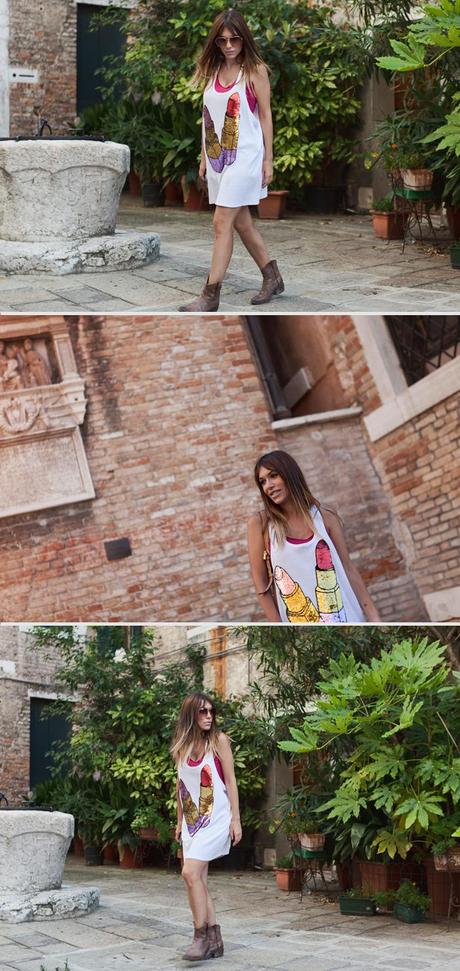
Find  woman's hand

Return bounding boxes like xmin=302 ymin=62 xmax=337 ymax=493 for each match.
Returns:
xmin=199 ymin=159 xmax=207 ymax=181
xmin=262 ymin=160 xmax=273 ymax=188
xmin=231 ymin=817 xmax=242 ymax=846
xmin=175 ymin=820 xmax=182 ymax=842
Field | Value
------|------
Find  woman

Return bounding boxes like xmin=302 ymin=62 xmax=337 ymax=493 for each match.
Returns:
xmin=248 ymin=450 xmax=381 ymax=624
xmin=179 ymin=8 xmax=284 ymax=312
xmin=171 ymin=693 xmax=242 ymax=961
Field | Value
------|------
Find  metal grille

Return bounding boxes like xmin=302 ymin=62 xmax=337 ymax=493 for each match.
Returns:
xmin=385 ymin=317 xmax=460 ymax=385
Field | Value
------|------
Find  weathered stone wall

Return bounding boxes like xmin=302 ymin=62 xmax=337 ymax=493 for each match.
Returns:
xmin=8 ymin=0 xmax=76 ymax=137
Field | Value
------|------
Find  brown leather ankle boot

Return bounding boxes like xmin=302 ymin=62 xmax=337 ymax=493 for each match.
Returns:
xmin=183 ymin=924 xmax=209 ymax=961
xmin=207 ymin=924 xmax=224 ymax=958
xmin=250 ymin=259 xmax=284 ymax=305
xmin=179 ymin=279 xmax=221 ymax=312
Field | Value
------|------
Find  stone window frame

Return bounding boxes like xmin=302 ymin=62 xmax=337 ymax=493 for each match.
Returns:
xmin=352 ymin=315 xmax=460 ymax=443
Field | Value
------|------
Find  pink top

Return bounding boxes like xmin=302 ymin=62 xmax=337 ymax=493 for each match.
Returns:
xmin=215 ymin=76 xmax=257 ymax=113
xmin=188 ymin=753 xmax=225 ymax=783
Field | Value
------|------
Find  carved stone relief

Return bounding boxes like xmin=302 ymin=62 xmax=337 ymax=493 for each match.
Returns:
xmin=0 ymin=319 xmax=95 ymax=517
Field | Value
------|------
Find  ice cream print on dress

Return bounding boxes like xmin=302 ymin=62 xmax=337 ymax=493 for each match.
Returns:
xmin=274 ymin=540 xmax=348 ymax=624
xmin=180 ymin=765 xmax=214 ymax=836
xmin=204 ymin=92 xmax=240 ymax=172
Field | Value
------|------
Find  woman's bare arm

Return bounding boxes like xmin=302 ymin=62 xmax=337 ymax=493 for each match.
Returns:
xmin=175 ymin=775 xmax=183 ymax=841
xmin=247 ymin=513 xmax=281 ymax=622
xmin=322 ymin=509 xmax=381 ymax=622
xmin=250 ymin=64 xmax=273 ymax=186
xmin=217 ymin=733 xmax=242 ymax=845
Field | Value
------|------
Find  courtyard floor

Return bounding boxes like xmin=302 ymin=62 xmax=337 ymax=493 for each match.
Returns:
xmin=0 ymin=200 xmax=458 ymax=314
xmin=0 ymin=860 xmax=459 ymax=971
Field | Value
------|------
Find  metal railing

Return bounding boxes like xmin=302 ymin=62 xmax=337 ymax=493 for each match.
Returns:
xmin=386 ymin=316 xmax=460 ymax=385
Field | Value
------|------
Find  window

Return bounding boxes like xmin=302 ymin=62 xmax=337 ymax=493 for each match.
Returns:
xmin=385 ymin=317 xmax=460 ymax=386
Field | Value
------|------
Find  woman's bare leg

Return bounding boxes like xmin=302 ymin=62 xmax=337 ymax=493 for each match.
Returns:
xmin=203 ymin=865 xmax=216 ymax=925
xmin=181 ymin=859 xmax=209 ymax=927
xmin=208 ymin=206 xmax=241 ymax=283
xmin=234 ymin=206 xmax=270 ymax=270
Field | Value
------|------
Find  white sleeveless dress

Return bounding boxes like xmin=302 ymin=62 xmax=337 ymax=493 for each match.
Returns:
xmin=269 ymin=506 xmax=366 ymax=624
xmin=203 ymin=69 xmax=268 ymax=207
xmin=179 ymin=751 xmax=232 ymax=861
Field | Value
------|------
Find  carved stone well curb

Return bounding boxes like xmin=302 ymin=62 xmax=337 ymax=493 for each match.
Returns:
xmin=0 ymin=811 xmax=100 ymax=923
xmin=0 ymin=140 xmax=160 ymax=274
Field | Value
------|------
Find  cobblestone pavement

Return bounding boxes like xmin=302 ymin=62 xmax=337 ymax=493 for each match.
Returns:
xmin=0 ymin=861 xmax=459 ymax=971
xmin=0 ymin=200 xmax=459 ymax=314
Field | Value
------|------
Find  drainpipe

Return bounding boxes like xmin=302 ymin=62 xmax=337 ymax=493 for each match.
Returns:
xmin=0 ymin=0 xmax=9 ymax=137
xmin=243 ymin=316 xmax=291 ymax=420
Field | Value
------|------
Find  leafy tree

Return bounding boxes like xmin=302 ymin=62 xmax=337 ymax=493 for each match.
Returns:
xmin=278 ymin=637 xmax=460 ymax=860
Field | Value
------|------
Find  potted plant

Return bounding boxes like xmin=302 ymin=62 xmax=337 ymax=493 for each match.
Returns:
xmin=258 ymin=187 xmax=289 ymax=221
xmin=132 ymin=806 xmax=171 ymax=843
xmin=393 ymin=882 xmax=430 ymax=924
xmin=398 ymin=151 xmax=433 ymax=190
xmin=371 ymin=195 xmax=406 ymax=240
xmin=274 ymin=855 xmax=302 ymax=892
xmin=339 ymin=887 xmax=376 ymax=916
xmin=297 ymin=818 xmax=326 ymax=852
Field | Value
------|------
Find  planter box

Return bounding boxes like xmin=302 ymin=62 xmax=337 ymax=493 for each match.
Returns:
xmin=84 ymin=844 xmax=103 ymax=866
xmin=371 ymin=211 xmax=406 ymax=241
xmin=258 ymin=190 xmax=289 ymax=220
xmin=275 ymin=868 xmax=302 ymax=892
xmin=394 ymin=902 xmax=425 ymax=924
xmin=142 ymin=182 xmax=163 ymax=207
xmin=401 ymin=168 xmax=433 ymax=190
xmin=299 ymin=832 xmax=325 ymax=852
xmin=339 ymin=895 xmax=376 ymax=916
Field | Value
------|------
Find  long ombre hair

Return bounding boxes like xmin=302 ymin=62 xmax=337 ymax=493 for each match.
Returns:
xmin=254 ymin=450 xmax=321 ymax=543
xmin=192 ymin=8 xmax=268 ymax=86
xmin=170 ymin=692 xmax=221 ymax=766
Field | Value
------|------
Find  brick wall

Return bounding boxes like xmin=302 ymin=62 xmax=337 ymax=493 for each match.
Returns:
xmin=9 ymin=0 xmax=76 ymax=136
xmin=0 ymin=627 xmax=64 ymax=802
xmin=0 ymin=315 xmax=275 ymax=622
xmin=0 ymin=314 xmax=453 ymax=622
xmin=318 ymin=316 xmax=460 ymax=615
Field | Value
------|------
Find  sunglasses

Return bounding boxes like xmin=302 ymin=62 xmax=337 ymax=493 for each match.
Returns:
xmin=198 ymin=706 xmax=215 ymax=716
xmin=215 ymin=35 xmax=243 ymax=48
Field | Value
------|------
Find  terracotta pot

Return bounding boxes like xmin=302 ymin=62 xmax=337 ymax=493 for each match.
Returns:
xmin=275 ymin=868 xmax=302 ymax=892
xmin=424 ymin=857 xmax=460 ymax=916
xmin=258 ymin=190 xmax=289 ymax=220
xmin=445 ymin=205 xmax=460 ymax=241
xmin=137 ymin=827 xmax=159 ymax=841
xmin=182 ymin=179 xmax=210 ymax=212
xmin=371 ymin=211 xmax=406 ymax=240
xmin=128 ymin=171 xmax=142 ymax=197
xmin=103 ymin=843 xmax=119 ymax=865
xmin=299 ymin=832 xmax=325 ymax=851
xmin=434 ymin=846 xmax=460 ymax=872
xmin=357 ymin=860 xmax=422 ymax=894
xmin=73 ymin=835 xmax=84 ymax=857
xmin=118 ymin=843 xmax=143 ymax=869
xmin=401 ymin=168 xmax=433 ymax=190
xmin=164 ymin=181 xmax=183 ymax=206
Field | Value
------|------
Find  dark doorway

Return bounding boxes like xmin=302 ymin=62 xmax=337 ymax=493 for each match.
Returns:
xmin=29 ymin=699 xmax=72 ymax=789
xmin=77 ymin=4 xmax=125 ymax=114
